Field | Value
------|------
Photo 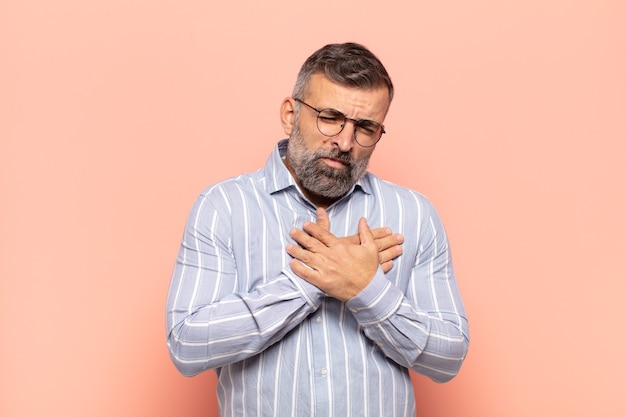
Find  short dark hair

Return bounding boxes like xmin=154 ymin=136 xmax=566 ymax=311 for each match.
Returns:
xmin=292 ymin=42 xmax=394 ymax=103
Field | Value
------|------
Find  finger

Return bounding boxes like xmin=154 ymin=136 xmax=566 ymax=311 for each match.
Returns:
xmin=286 ymin=244 xmax=326 ymax=280
xmin=302 ymin=221 xmax=340 ymax=247
xmin=290 ymin=227 xmax=326 ymax=251
xmin=376 ymin=233 xmax=404 ymax=252
xmin=357 ymin=217 xmax=375 ymax=247
xmin=286 ymin=242 xmax=315 ymax=265
xmin=378 ymin=244 xmax=403 ymax=265
xmin=380 ymin=260 xmax=394 ymax=274
xmin=289 ymin=258 xmax=319 ymax=283
xmin=370 ymin=227 xmax=392 ymax=240
xmin=316 ymin=207 xmax=330 ymax=231
xmin=343 ymin=227 xmax=390 ymax=245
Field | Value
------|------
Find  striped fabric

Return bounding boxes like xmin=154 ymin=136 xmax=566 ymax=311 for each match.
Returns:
xmin=166 ymin=139 xmax=469 ymax=417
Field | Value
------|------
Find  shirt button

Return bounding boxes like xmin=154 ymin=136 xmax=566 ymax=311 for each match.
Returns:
xmin=316 ymin=316 xmax=322 ymax=323
xmin=320 ymin=368 xmax=328 ymax=376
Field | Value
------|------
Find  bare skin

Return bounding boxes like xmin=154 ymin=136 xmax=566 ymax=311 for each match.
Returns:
xmin=287 ymin=208 xmax=403 ymax=302
xmin=280 ymin=73 xmax=389 ymax=209
xmin=281 ymin=75 xmax=402 ymax=300
xmin=317 ymin=207 xmax=403 ymax=274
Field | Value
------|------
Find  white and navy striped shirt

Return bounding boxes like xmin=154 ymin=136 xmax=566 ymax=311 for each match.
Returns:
xmin=166 ymin=139 xmax=469 ymax=417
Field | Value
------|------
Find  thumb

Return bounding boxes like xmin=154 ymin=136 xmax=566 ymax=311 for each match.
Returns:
xmin=358 ymin=217 xmax=375 ymax=246
xmin=316 ymin=207 xmax=330 ymax=231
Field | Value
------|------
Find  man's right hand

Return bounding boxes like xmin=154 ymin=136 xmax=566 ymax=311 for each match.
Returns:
xmin=315 ymin=208 xmax=404 ymax=273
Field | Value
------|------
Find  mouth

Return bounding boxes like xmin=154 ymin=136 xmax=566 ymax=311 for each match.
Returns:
xmin=321 ymin=157 xmax=348 ymax=169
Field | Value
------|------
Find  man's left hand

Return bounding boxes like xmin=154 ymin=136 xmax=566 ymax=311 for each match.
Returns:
xmin=286 ymin=208 xmax=380 ymax=302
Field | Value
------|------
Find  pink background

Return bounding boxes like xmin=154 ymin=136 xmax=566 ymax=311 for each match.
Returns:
xmin=1 ymin=0 xmax=625 ymax=416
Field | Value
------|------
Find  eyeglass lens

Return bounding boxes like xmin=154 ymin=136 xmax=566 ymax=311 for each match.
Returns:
xmin=316 ymin=109 xmax=382 ymax=147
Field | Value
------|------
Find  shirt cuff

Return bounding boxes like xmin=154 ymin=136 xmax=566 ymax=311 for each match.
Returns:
xmin=282 ymin=267 xmax=325 ymax=310
xmin=345 ymin=269 xmax=404 ymax=326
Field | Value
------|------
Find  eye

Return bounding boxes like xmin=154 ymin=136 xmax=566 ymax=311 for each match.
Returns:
xmin=357 ymin=121 xmax=380 ymax=135
xmin=318 ymin=109 xmax=344 ymax=123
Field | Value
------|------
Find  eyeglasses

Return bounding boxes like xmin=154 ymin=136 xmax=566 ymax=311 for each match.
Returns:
xmin=293 ymin=98 xmax=385 ymax=147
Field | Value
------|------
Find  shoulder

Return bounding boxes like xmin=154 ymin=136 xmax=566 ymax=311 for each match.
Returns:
xmin=364 ymin=172 xmax=436 ymax=212
xmin=364 ymin=173 xmax=450 ymax=245
xmin=199 ymin=169 xmax=263 ymax=199
xmin=187 ymin=170 xmax=262 ymax=215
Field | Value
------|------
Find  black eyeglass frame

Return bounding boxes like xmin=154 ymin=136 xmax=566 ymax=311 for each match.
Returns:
xmin=293 ymin=98 xmax=386 ymax=147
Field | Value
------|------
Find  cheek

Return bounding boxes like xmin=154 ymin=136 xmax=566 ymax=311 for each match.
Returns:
xmin=352 ymin=147 xmax=375 ymax=162
xmin=299 ymin=126 xmax=331 ymax=149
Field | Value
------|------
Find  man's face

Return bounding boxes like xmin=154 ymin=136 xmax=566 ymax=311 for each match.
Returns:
xmin=284 ymin=73 xmax=390 ymax=202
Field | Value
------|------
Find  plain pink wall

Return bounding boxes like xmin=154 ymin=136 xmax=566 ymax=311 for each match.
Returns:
xmin=1 ymin=1 xmax=625 ymax=416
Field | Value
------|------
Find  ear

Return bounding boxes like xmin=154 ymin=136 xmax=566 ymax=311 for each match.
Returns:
xmin=280 ymin=97 xmax=296 ymax=136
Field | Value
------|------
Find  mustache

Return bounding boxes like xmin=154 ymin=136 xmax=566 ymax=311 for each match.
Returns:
xmin=313 ymin=149 xmax=354 ymax=166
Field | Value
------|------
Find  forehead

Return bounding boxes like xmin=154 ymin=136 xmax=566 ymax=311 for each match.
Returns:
xmin=305 ymin=73 xmax=390 ymax=120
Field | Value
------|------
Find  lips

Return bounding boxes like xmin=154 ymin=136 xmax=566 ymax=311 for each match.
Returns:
xmin=322 ymin=157 xmax=348 ymax=169
xmin=316 ymin=150 xmax=353 ymax=168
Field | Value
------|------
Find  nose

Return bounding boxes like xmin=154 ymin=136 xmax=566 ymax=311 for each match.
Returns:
xmin=331 ymin=121 xmax=356 ymax=152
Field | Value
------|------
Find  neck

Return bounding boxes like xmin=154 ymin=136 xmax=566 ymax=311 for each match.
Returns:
xmin=302 ymin=190 xmax=337 ymax=210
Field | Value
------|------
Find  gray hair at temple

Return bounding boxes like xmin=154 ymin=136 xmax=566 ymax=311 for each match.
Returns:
xmin=292 ymin=42 xmax=394 ymax=104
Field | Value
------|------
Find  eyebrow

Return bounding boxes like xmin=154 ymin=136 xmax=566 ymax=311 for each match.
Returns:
xmin=320 ymin=106 xmax=383 ymax=125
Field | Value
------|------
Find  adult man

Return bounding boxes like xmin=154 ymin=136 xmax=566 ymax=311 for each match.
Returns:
xmin=166 ymin=42 xmax=469 ymax=417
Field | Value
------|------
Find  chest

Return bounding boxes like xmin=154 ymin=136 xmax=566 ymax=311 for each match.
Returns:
xmin=227 ymin=192 xmax=419 ymax=291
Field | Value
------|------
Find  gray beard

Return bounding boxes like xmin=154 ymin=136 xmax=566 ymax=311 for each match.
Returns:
xmin=287 ymin=127 xmax=370 ymax=199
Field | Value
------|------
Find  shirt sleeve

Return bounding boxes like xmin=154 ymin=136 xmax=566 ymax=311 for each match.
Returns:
xmin=165 ymin=191 xmax=324 ymax=377
xmin=345 ymin=201 xmax=470 ymax=383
